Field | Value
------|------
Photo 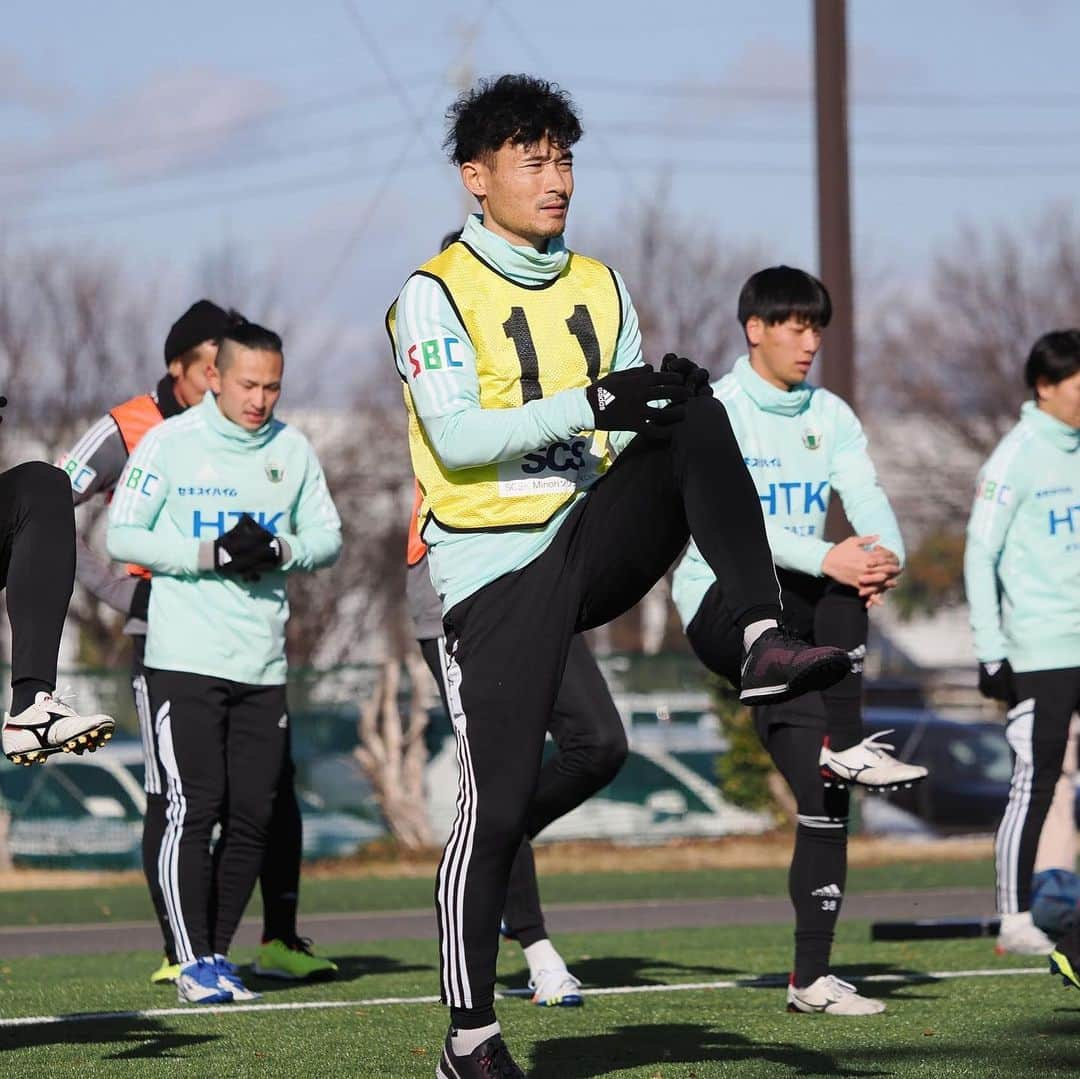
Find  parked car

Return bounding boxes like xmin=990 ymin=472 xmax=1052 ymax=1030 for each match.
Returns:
xmin=0 ymin=740 xmax=382 ymax=869
xmin=861 ymin=707 xmax=1080 ymax=834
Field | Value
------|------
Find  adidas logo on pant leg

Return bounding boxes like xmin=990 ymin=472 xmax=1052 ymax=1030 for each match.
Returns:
xmin=811 ymin=883 xmax=843 ymax=899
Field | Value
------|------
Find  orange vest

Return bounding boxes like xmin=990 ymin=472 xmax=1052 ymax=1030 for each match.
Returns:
xmin=406 ymin=480 xmax=426 ymax=566
xmin=109 ymin=393 xmax=165 ymax=579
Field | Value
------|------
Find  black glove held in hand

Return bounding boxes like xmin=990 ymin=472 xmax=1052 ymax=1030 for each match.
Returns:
xmin=213 ymin=514 xmax=283 ymax=581
xmin=978 ymin=659 xmax=1015 ymax=704
xmin=660 ymin=353 xmax=713 ymax=397
xmin=585 ymin=365 xmax=688 ymax=432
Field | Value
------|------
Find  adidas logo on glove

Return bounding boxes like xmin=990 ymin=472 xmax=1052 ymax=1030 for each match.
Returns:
xmin=595 ymin=387 xmax=615 ymax=411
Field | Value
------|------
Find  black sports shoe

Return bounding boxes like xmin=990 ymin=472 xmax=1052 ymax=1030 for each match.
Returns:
xmin=739 ymin=627 xmax=852 ymax=705
xmin=436 ymin=1029 xmax=525 ymax=1078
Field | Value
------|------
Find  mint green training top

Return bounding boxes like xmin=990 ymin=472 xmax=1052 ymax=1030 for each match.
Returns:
xmin=107 ymin=392 xmax=342 ymax=685
xmin=672 ymin=355 xmax=904 ymax=627
xmin=391 ymin=214 xmax=644 ymax=614
xmin=964 ymin=401 xmax=1080 ymax=673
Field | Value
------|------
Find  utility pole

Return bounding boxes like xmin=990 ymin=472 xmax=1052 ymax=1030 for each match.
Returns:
xmin=451 ymin=22 xmax=479 ymax=221
xmin=814 ymin=0 xmax=855 ymax=412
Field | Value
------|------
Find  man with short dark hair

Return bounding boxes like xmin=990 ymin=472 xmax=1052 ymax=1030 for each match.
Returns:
xmin=59 ymin=300 xmax=335 ymax=986
xmin=390 ymin=76 xmax=851 ymax=1077
xmin=108 ymin=317 xmax=342 ymax=1005
xmin=673 ymin=266 xmax=923 ymax=1016
xmin=963 ymin=329 xmax=1080 ymax=966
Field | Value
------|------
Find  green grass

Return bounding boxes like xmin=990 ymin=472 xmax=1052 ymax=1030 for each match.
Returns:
xmin=0 ymin=858 xmax=995 ymax=927
xmin=1 ymin=920 xmax=1076 ymax=1077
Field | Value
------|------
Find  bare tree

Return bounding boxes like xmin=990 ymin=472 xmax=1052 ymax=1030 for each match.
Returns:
xmin=862 ymin=207 xmax=1080 ymax=611
xmin=355 ymin=651 xmax=434 ymax=848
xmin=0 ymin=244 xmax=159 ymax=666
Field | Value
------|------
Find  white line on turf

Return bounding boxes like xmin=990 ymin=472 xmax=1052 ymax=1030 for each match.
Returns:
xmin=0 ymin=966 xmax=1046 ymax=1029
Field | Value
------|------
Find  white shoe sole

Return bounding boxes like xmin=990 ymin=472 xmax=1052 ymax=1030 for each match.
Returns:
xmin=5 ymin=719 xmax=115 ymax=766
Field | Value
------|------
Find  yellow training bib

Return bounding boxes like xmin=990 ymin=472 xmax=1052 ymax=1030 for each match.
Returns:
xmin=389 ymin=240 xmax=622 ymax=533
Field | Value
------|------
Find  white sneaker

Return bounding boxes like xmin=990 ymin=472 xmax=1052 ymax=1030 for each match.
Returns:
xmin=787 ymin=974 xmax=885 ymax=1015
xmin=996 ymin=911 xmax=1055 ymax=956
xmin=529 ymin=967 xmax=584 ymax=1007
xmin=2 ymin=691 xmax=115 ymax=766
xmin=819 ymin=730 xmax=928 ymax=791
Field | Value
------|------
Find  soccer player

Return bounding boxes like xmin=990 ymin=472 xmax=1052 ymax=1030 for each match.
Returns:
xmin=963 ymin=329 xmax=1080 ymax=963
xmin=672 ymin=266 xmax=925 ymax=1016
xmin=60 ymin=301 xmax=335 ymax=985
xmin=407 ymin=481 xmax=625 ymax=1007
xmin=0 ymin=450 xmax=115 ymax=764
xmin=107 ymin=317 xmax=342 ymax=1004
xmin=389 ymin=75 xmax=851 ymax=1077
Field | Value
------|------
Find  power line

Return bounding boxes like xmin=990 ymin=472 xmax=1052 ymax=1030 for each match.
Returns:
xmin=573 ymin=77 xmax=1080 ymax=110
xmin=306 ymin=0 xmax=496 ymax=307
xmin=3 ymin=158 xmax=438 ymax=232
xmin=0 ymin=79 xmax=442 ymax=180
xmin=602 ymin=122 xmax=1080 ymax=149
xmin=5 ymin=122 xmax=429 ymax=202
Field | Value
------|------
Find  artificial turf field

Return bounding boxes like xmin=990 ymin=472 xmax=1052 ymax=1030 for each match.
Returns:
xmin=1 ymin=862 xmax=1077 ymax=1077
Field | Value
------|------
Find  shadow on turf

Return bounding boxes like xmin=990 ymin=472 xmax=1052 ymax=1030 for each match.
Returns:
xmin=246 ymin=953 xmax=434 ymax=992
xmin=0 ymin=1017 xmax=220 ymax=1059
xmin=498 ymin=955 xmax=738 ymax=991
xmin=528 ymin=1022 xmax=889 ymax=1078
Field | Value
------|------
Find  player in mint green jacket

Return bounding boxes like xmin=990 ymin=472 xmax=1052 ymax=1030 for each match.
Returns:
xmin=107 ymin=317 xmax=341 ymax=1006
xmin=673 ymin=267 xmax=924 ymax=1017
xmin=962 ymin=330 xmax=1080 ymax=965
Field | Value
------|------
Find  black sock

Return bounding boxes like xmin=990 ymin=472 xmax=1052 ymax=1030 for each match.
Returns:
xmin=11 ymin=678 xmax=52 ymax=715
xmin=790 ymin=822 xmax=848 ymax=987
xmin=823 ymin=690 xmax=863 ymax=752
xmin=262 ymin=890 xmax=299 ymax=944
xmin=450 ymin=1005 xmax=497 ymax=1030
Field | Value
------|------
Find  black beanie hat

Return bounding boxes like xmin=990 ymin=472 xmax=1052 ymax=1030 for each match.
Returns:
xmin=164 ymin=300 xmax=229 ymax=365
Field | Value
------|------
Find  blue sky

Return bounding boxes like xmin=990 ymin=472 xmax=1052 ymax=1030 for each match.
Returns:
xmin=3 ymin=0 xmax=1078 ymax=395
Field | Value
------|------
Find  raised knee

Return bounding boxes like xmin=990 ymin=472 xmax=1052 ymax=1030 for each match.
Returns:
xmin=13 ymin=461 xmax=70 ymax=501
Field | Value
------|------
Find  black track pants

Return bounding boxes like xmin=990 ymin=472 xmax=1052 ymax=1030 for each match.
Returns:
xmin=420 ymin=634 xmax=627 ymax=950
xmin=0 ymin=462 xmax=75 ymax=702
xmin=434 ymin=397 xmax=781 ymax=1014
xmin=144 ymin=668 xmax=288 ymax=962
xmin=135 ymin=639 xmax=303 ymax=960
xmin=994 ymin=667 xmax=1080 ymax=913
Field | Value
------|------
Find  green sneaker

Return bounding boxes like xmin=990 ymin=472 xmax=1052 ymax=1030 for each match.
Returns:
xmin=252 ymin=938 xmax=338 ymax=981
xmin=150 ymin=955 xmax=182 ymax=985
xmin=1050 ymin=949 xmax=1080 ymax=990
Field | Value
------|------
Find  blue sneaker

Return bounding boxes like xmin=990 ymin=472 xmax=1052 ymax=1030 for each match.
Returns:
xmin=214 ymin=955 xmax=261 ymax=1001
xmin=177 ymin=958 xmax=233 ymax=1004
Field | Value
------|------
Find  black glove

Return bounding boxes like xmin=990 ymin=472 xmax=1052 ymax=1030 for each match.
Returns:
xmin=585 ymin=365 xmax=688 ymax=433
xmin=978 ymin=659 xmax=1015 ymax=704
xmin=660 ymin=353 xmax=713 ymax=397
xmin=128 ymin=577 xmax=151 ymax=622
xmin=213 ymin=514 xmax=283 ymax=581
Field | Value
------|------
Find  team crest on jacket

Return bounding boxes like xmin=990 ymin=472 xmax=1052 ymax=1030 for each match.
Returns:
xmin=802 ymin=428 xmax=823 ymax=451
xmin=265 ymin=463 xmax=284 ymax=483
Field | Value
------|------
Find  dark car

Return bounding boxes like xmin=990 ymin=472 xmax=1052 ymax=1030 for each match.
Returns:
xmin=861 ymin=707 xmax=1080 ymax=834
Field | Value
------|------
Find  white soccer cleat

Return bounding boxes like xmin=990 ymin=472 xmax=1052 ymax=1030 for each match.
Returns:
xmin=996 ymin=911 xmax=1055 ymax=956
xmin=819 ymin=730 xmax=928 ymax=791
xmin=529 ymin=967 xmax=584 ymax=1007
xmin=787 ymin=974 xmax=886 ymax=1015
xmin=2 ymin=691 xmax=115 ymax=766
